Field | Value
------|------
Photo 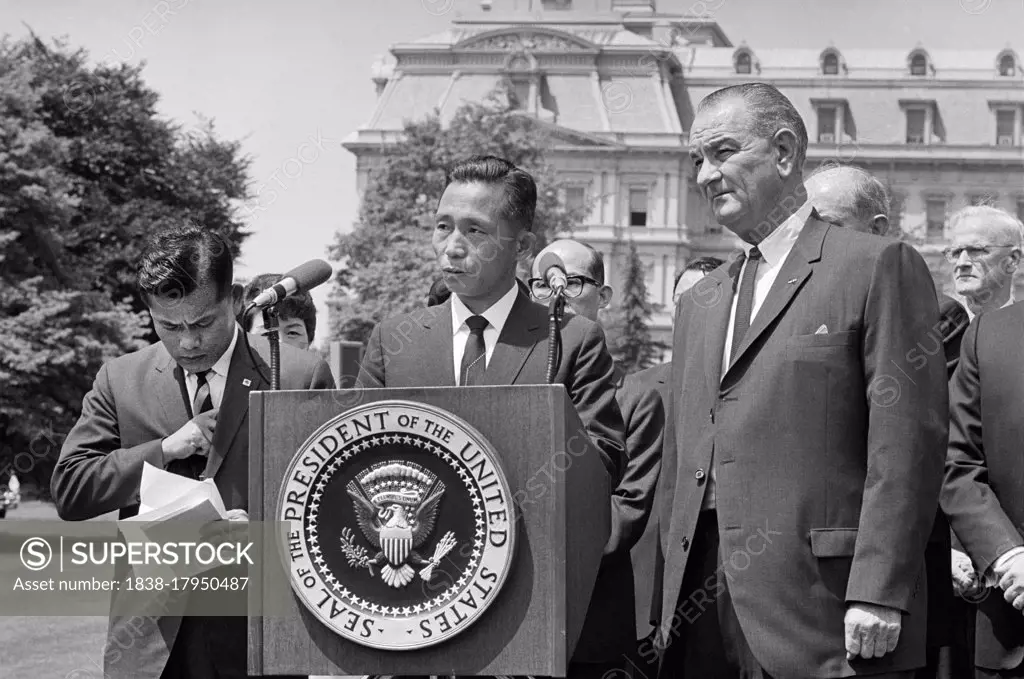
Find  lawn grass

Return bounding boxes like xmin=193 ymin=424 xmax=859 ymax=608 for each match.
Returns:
xmin=2 ymin=500 xmax=110 ymax=677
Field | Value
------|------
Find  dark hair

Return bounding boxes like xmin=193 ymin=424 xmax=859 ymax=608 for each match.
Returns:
xmin=240 ymin=273 xmax=317 ymax=342
xmin=138 ymin=222 xmax=234 ymax=303
xmin=443 ymin=155 xmax=537 ymax=233
xmin=426 ymin=278 xmax=451 ymax=307
xmin=674 ymin=256 xmax=724 ymax=289
xmin=698 ymin=83 xmax=809 ymax=168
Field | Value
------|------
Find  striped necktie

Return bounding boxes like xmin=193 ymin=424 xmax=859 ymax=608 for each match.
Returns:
xmin=193 ymin=370 xmax=213 ymax=417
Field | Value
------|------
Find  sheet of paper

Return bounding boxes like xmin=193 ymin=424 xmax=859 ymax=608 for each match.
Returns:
xmin=130 ymin=462 xmax=228 ymax=521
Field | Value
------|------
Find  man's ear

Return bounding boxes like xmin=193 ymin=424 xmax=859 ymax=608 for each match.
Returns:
xmin=872 ymin=215 xmax=890 ymax=237
xmin=230 ymin=283 xmax=245 ymax=317
xmin=773 ymin=128 xmax=800 ymax=178
xmin=517 ymin=230 xmax=538 ymax=262
xmin=598 ymin=285 xmax=614 ymax=310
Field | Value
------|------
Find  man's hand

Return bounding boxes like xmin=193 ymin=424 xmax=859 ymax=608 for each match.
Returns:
xmin=844 ymin=603 xmax=902 ymax=660
xmin=951 ymin=549 xmax=982 ymax=596
xmin=161 ymin=410 xmax=219 ymax=462
xmin=996 ymin=552 xmax=1024 ymax=612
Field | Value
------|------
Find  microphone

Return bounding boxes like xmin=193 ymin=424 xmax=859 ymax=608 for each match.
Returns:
xmin=536 ymin=252 xmax=568 ymax=295
xmin=246 ymin=259 xmax=333 ymax=310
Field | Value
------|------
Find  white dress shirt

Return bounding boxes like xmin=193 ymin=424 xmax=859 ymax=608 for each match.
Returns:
xmin=183 ymin=325 xmax=239 ymax=415
xmin=451 ymin=283 xmax=519 ymax=386
xmin=721 ymin=200 xmax=814 ymax=370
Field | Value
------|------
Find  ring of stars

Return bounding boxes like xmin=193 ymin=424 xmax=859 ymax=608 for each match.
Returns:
xmin=298 ymin=431 xmax=489 ymax=618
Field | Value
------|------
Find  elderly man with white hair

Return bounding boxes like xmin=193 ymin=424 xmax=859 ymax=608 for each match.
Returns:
xmin=944 ymin=205 xmax=1022 ymax=320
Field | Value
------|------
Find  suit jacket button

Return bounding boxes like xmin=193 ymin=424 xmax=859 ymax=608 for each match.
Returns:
xmin=682 ymin=537 xmax=690 ymax=550
xmin=694 ymin=469 xmax=705 ymax=481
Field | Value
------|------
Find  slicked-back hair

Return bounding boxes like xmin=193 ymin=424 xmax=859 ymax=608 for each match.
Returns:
xmin=240 ymin=273 xmax=318 ymax=342
xmin=698 ymin=83 xmax=809 ymax=169
xmin=808 ymin=164 xmax=891 ymax=235
xmin=443 ymin=155 xmax=537 ymax=233
xmin=674 ymin=256 xmax=725 ymax=289
xmin=949 ymin=205 xmax=1024 ymax=246
xmin=138 ymin=223 xmax=234 ymax=305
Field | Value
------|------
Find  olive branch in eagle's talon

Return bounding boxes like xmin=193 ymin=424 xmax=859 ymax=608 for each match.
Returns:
xmin=340 ymin=527 xmax=374 ymax=575
xmin=420 ymin=530 xmax=457 ymax=582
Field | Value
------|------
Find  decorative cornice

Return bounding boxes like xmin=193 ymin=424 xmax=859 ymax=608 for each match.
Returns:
xmin=456 ymin=29 xmax=597 ymax=53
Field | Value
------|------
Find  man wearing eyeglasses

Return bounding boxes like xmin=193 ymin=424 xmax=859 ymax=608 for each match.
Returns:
xmin=944 ymin=206 xmax=1022 ymax=321
xmin=529 ymin=238 xmax=664 ymax=679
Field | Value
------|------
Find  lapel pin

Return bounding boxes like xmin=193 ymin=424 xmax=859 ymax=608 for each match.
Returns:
xmin=242 ymin=378 xmax=252 ymax=387
xmin=787 ymin=278 xmax=798 ymax=284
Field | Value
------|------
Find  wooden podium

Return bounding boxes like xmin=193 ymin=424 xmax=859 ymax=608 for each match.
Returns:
xmin=248 ymin=385 xmax=612 ymax=677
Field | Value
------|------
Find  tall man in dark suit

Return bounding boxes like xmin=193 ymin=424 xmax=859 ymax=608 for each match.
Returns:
xmin=941 ymin=210 xmax=1024 ymax=679
xmin=356 ymin=156 xmax=625 ymax=478
xmin=528 ymin=238 xmax=663 ymax=679
xmin=807 ymin=163 xmax=968 ymax=679
xmin=52 ymin=223 xmax=335 ymax=679
xmin=657 ymin=83 xmax=947 ymax=678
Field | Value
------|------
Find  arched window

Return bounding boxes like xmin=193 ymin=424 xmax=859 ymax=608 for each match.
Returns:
xmin=910 ymin=53 xmax=928 ymax=76
xmin=823 ymin=53 xmax=839 ymax=75
xmin=999 ymin=53 xmax=1016 ymax=76
xmin=736 ymin=52 xmax=752 ymax=74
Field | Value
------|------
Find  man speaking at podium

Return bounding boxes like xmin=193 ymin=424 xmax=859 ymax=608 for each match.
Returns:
xmin=356 ymin=154 xmax=625 ymax=483
xmin=52 ymin=223 xmax=335 ymax=679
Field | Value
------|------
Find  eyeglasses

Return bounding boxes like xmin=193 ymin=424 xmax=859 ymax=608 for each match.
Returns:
xmin=943 ymin=244 xmax=1018 ymax=264
xmin=527 ymin=274 xmax=600 ymax=300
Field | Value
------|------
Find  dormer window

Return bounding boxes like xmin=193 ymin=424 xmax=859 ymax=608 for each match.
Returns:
xmin=909 ymin=52 xmax=928 ymax=76
xmin=998 ymin=52 xmax=1017 ymax=76
xmin=735 ymin=51 xmax=752 ymax=74
xmin=822 ymin=52 xmax=840 ymax=75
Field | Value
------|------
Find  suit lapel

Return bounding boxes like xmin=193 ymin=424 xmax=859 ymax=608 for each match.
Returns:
xmin=723 ymin=217 xmax=828 ymax=380
xmin=482 ymin=292 xmax=544 ymax=386
xmin=203 ymin=331 xmax=268 ymax=481
xmin=421 ymin=302 xmax=456 ymax=387
xmin=703 ymin=256 xmax=741 ymax=394
xmin=154 ymin=348 xmax=191 ymax=431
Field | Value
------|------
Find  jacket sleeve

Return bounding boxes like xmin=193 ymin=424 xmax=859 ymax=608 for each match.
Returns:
xmin=308 ymin=358 xmax=337 ymax=390
xmin=51 ymin=363 xmax=164 ymax=521
xmin=941 ymin=314 xmax=1024 ymax=573
xmin=606 ymin=382 xmax=663 ymax=555
xmin=566 ymin=321 xmax=627 ymax=481
xmin=355 ymin=323 xmax=386 ymax=388
xmin=846 ymin=242 xmax=948 ymax=612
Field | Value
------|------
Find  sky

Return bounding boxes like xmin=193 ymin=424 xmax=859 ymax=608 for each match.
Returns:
xmin=4 ymin=0 xmax=1023 ymax=346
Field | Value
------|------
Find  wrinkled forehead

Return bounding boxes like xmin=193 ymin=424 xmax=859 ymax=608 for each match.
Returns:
xmin=689 ymin=99 xmax=755 ymax=149
xmin=952 ymin=216 xmax=1022 ymax=246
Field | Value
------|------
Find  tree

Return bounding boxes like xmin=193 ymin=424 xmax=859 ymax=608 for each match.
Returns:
xmin=604 ymin=240 xmax=668 ymax=373
xmin=0 ymin=34 xmax=252 ymax=495
xmin=328 ymin=80 xmax=587 ymax=343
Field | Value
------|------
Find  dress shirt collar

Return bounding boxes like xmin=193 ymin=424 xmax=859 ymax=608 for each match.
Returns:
xmin=451 ymin=282 xmax=519 ymax=338
xmin=184 ymin=324 xmax=239 ymax=379
xmin=740 ymin=199 xmax=814 ymax=267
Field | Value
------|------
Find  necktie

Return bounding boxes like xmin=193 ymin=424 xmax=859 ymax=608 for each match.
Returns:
xmin=193 ymin=370 xmax=213 ymax=417
xmin=460 ymin=316 xmax=489 ymax=386
xmin=730 ymin=246 xmax=762 ymax=365
xmin=183 ymin=370 xmax=213 ymax=479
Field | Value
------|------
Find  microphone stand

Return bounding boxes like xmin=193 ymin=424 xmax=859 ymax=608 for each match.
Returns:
xmin=262 ymin=305 xmax=282 ymax=391
xmin=545 ymin=293 xmax=565 ymax=384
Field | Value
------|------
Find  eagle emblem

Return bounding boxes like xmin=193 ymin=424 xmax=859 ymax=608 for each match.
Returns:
xmin=340 ymin=461 xmax=457 ymax=588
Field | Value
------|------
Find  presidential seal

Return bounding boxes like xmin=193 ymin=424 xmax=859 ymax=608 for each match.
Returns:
xmin=278 ymin=401 xmax=516 ymax=650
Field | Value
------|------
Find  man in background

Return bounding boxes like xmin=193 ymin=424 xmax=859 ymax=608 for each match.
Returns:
xmin=239 ymin=272 xmax=318 ymax=351
xmin=671 ymin=256 xmax=726 ymax=307
xmin=945 ymin=206 xmax=1021 ymax=321
xmin=529 ymin=238 xmax=663 ymax=678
